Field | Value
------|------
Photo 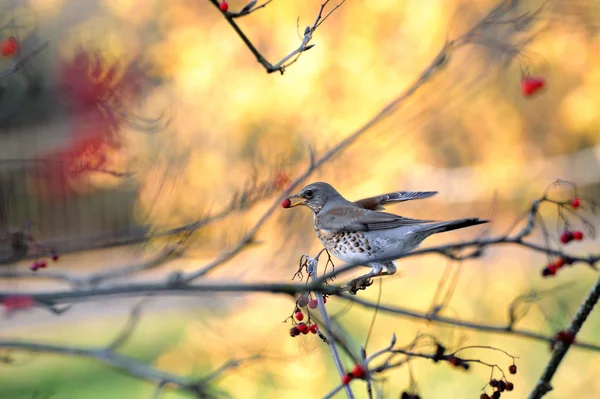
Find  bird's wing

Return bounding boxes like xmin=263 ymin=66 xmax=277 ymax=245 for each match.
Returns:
xmin=354 ymin=191 xmax=438 ymax=211
xmin=318 ymin=205 xmax=433 ymax=232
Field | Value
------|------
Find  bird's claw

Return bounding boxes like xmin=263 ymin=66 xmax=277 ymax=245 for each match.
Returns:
xmin=345 ymin=276 xmax=374 ymax=295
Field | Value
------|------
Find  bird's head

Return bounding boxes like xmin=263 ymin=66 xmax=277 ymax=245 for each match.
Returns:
xmin=282 ymin=182 xmax=340 ymax=214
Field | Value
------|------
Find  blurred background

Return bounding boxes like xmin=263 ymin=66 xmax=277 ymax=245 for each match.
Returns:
xmin=1 ymin=0 xmax=600 ymax=398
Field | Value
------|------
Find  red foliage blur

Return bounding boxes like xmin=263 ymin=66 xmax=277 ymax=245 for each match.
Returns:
xmin=33 ymin=50 xmax=149 ymax=198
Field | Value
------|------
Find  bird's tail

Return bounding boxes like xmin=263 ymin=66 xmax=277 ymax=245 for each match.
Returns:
xmin=421 ymin=218 xmax=488 ymax=235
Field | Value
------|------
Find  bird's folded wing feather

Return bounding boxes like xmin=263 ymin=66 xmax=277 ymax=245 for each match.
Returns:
xmin=318 ymin=206 xmax=433 ymax=232
xmin=354 ymin=191 xmax=438 ymax=210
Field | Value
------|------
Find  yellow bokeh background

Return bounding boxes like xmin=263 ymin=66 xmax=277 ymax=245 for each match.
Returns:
xmin=2 ymin=0 xmax=600 ymax=398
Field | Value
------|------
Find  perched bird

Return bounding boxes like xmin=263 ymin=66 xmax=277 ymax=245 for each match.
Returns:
xmin=282 ymin=182 xmax=487 ymax=290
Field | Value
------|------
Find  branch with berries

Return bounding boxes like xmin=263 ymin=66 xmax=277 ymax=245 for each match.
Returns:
xmin=208 ymin=0 xmax=345 ymax=74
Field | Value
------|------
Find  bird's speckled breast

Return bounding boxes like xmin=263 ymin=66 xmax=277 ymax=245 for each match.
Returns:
xmin=313 ymin=219 xmax=379 ymax=264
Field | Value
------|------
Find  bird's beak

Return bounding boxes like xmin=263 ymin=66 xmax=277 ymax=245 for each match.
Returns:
xmin=282 ymin=194 xmax=305 ymax=208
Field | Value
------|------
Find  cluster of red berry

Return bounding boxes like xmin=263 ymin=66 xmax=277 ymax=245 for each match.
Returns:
xmin=521 ymin=76 xmax=545 ymax=97
xmin=550 ymin=330 xmax=575 ymax=351
xmin=341 ymin=364 xmax=367 ymax=385
xmin=559 ymin=230 xmax=584 ymax=244
xmin=542 ymin=257 xmax=573 ymax=277
xmin=479 ymin=365 xmax=517 ymax=399
xmin=289 ymin=295 xmax=325 ymax=337
xmin=30 ymin=250 xmax=59 ymax=271
xmin=219 ymin=1 xmax=229 ymax=12
xmin=541 ymin=197 xmax=587 ymax=277
xmin=0 ymin=36 xmax=19 ymax=57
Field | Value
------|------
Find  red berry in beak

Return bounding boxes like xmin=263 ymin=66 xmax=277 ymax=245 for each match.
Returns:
xmin=281 ymin=198 xmax=291 ymax=208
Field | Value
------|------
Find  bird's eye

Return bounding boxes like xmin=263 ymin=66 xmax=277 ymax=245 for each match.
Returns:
xmin=304 ymin=189 xmax=314 ymax=198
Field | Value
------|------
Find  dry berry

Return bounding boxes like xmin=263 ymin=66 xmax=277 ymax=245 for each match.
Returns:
xmin=570 ymin=198 xmax=581 ymax=209
xmin=573 ymin=231 xmax=584 ymax=241
xmin=289 ymin=327 xmax=300 ymax=337
xmin=308 ymin=299 xmax=318 ymax=309
xmin=341 ymin=373 xmax=353 ymax=385
xmin=508 ymin=364 xmax=517 ymax=374
xmin=448 ymin=356 xmax=461 ymax=367
xmin=490 ymin=379 xmax=499 ymax=388
xmin=560 ymin=231 xmax=573 ymax=244
xmin=521 ymin=76 xmax=545 ymax=97
xmin=295 ymin=311 xmax=304 ymax=321
xmin=492 ymin=392 xmax=501 ymax=399
xmin=219 ymin=1 xmax=229 ymax=12
xmin=310 ymin=324 xmax=318 ymax=334
xmin=497 ymin=380 xmax=506 ymax=392
xmin=297 ymin=295 xmax=309 ymax=307
xmin=351 ymin=364 xmax=367 ymax=379
xmin=506 ymin=382 xmax=514 ymax=391
xmin=481 ymin=394 xmax=490 ymax=399
xmin=542 ymin=265 xmax=556 ymax=277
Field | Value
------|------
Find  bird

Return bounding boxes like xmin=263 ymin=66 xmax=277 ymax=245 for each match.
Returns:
xmin=282 ymin=182 xmax=487 ymax=292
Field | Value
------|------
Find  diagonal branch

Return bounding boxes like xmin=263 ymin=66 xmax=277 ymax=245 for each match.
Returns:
xmin=528 ymin=273 xmax=600 ymax=398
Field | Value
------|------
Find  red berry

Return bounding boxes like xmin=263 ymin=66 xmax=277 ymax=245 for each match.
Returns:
xmin=51 ymin=251 xmax=59 ymax=261
xmin=506 ymin=382 xmax=514 ymax=391
xmin=560 ymin=231 xmax=573 ymax=244
xmin=219 ymin=1 xmax=229 ymax=12
xmin=547 ymin=263 xmax=558 ymax=275
xmin=553 ymin=258 xmax=565 ymax=269
xmin=297 ymin=322 xmax=308 ymax=333
xmin=1 ymin=37 xmax=19 ymax=57
xmin=308 ymin=299 xmax=318 ymax=309
xmin=295 ymin=311 xmax=304 ymax=321
xmin=29 ymin=262 xmax=39 ymax=271
xmin=281 ymin=198 xmax=291 ymax=208
xmin=570 ymin=198 xmax=581 ymax=209
xmin=481 ymin=394 xmax=490 ymax=399
xmin=351 ymin=364 xmax=367 ymax=379
xmin=289 ymin=327 xmax=300 ymax=337
xmin=38 ymin=260 xmax=47 ymax=268
xmin=310 ymin=324 xmax=318 ymax=334
xmin=341 ymin=373 xmax=353 ymax=385
xmin=573 ymin=231 xmax=584 ymax=241
xmin=323 ymin=296 xmax=327 ymax=304
xmin=521 ymin=76 xmax=545 ymax=97
xmin=508 ymin=364 xmax=517 ymax=374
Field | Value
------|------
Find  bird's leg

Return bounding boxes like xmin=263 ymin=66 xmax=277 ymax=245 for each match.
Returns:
xmin=343 ymin=262 xmax=397 ymax=295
